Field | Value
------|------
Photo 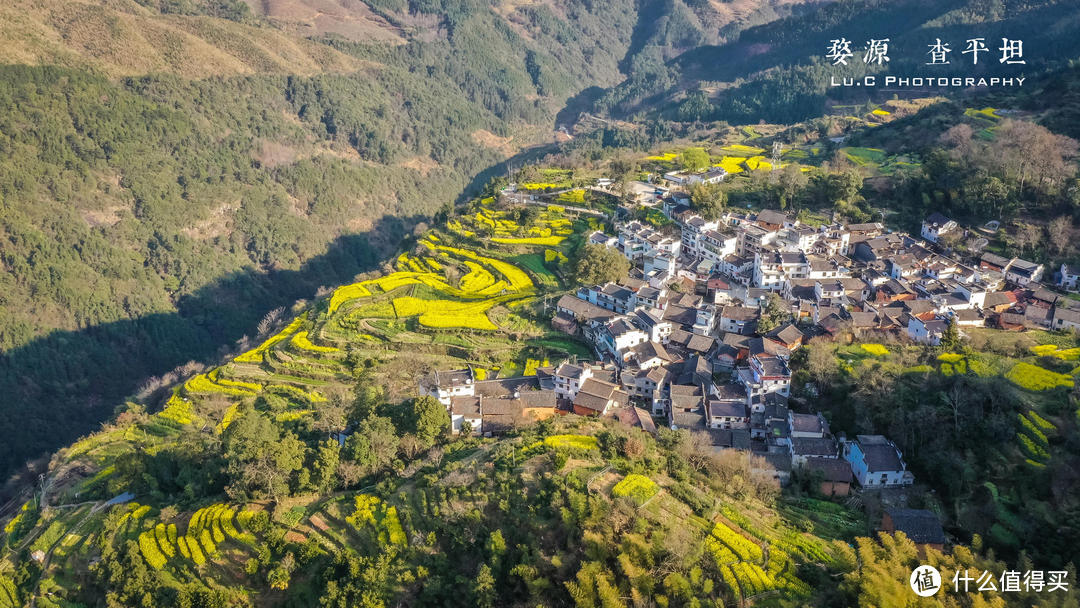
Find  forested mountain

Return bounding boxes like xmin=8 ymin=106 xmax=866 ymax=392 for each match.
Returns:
xmin=0 ymin=0 xmax=822 ymax=482
xmin=594 ymin=0 xmax=1080 ymax=125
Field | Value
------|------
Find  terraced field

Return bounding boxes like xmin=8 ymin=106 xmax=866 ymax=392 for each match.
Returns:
xmin=0 ymin=200 xmax=598 ymax=598
xmin=40 ymin=204 xmax=588 ymax=479
xmin=143 ymin=201 xmax=590 ymax=434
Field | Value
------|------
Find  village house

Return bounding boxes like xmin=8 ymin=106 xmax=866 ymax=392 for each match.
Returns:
xmin=1057 ymin=263 xmax=1080 ymax=292
xmin=449 ymin=395 xmax=482 ymax=435
xmin=419 ymin=367 xmax=476 ymax=406
xmin=553 ymin=362 xmax=593 ymax=400
xmin=920 ymin=212 xmax=958 ymax=244
xmin=803 ymin=457 xmax=852 ymax=497
xmin=598 ymin=317 xmax=649 ymax=360
xmin=738 ymin=224 xmax=779 ymax=258
xmin=555 ymin=294 xmax=616 ymax=328
xmin=578 ymin=283 xmax=637 ymax=314
xmin=572 ymin=377 xmax=627 ymax=416
xmin=881 ymin=508 xmax=946 ymax=553
xmin=719 ymin=306 xmax=759 ymax=335
xmin=907 ymin=316 xmax=949 ymax=345
xmin=706 ymin=383 xmax=750 ymax=429
xmin=737 ymin=353 xmax=792 ymax=410
xmin=754 ymin=251 xmax=809 ymax=290
xmin=790 ymin=437 xmax=839 ymax=468
xmin=843 ymin=435 xmax=915 ymax=488
xmin=667 ymin=383 xmax=707 ymax=430
xmin=699 ymin=229 xmax=740 ymax=265
xmin=1053 ymin=305 xmax=1080 ymax=332
xmin=1003 ymin=258 xmax=1045 ymax=286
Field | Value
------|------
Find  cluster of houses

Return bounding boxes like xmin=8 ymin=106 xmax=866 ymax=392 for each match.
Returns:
xmin=414 ymin=190 xmax=1080 ymax=549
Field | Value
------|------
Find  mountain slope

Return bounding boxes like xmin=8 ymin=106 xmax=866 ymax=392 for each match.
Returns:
xmin=594 ymin=0 xmax=1080 ymax=125
xmin=0 ymin=0 xmax=824 ymax=483
xmin=0 ymin=199 xmax=1049 ymax=607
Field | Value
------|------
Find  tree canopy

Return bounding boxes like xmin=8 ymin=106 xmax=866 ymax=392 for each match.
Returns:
xmin=573 ymin=243 xmax=631 ymax=286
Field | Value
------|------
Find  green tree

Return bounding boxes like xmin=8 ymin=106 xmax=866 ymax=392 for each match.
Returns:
xmin=473 ymin=563 xmax=496 ymax=608
xmin=350 ymin=381 xmax=387 ymax=425
xmin=223 ymin=409 xmax=305 ymax=501
xmin=311 ymin=438 xmax=341 ymax=494
xmin=688 ymin=182 xmax=726 ymax=220
xmin=681 ymin=147 xmax=710 ymax=172
xmin=940 ymin=319 xmax=961 ymax=352
xmin=344 ymin=416 xmax=399 ymax=474
xmin=756 ymin=293 xmax=790 ymax=333
xmin=409 ymin=396 xmax=450 ymax=445
xmin=826 ymin=169 xmax=863 ymax=204
xmin=573 ymin=243 xmax=631 ymax=286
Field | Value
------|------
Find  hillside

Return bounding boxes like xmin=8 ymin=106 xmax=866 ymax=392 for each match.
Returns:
xmin=590 ymin=0 xmax=1080 ymax=126
xmin=2 ymin=196 xmax=1071 ymax=608
xmin=0 ymin=199 xmax=1038 ymax=606
xmin=0 ymin=0 xmax=828 ymax=485
xmin=0 ymin=0 xmax=366 ymax=78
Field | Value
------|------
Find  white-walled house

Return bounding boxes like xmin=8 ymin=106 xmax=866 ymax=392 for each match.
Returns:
xmin=920 ymin=212 xmax=958 ymax=243
xmin=843 ymin=435 xmax=914 ymax=487
xmin=419 ymin=368 xmax=476 ymax=406
xmin=553 ymin=362 xmax=593 ymax=400
xmin=1003 ymin=258 xmax=1044 ymax=286
xmin=907 ymin=316 xmax=948 ymax=345
xmin=1058 ymin=263 xmax=1080 ymax=292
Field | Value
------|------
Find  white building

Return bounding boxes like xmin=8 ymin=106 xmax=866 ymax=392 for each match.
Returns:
xmin=419 ymin=368 xmax=475 ymax=406
xmin=920 ymin=212 xmax=958 ymax=243
xmin=843 ymin=435 xmax=914 ymax=487
xmin=1058 ymin=263 xmax=1080 ymax=292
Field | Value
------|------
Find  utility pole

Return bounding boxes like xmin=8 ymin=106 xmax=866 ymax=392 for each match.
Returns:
xmin=770 ymin=141 xmax=782 ymax=184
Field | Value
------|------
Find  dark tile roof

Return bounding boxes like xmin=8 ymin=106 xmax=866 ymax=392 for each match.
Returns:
xmin=721 ymin=306 xmax=760 ymax=321
xmin=791 ymin=437 xmax=837 ymax=457
xmin=574 ymin=378 xmax=624 ymax=412
xmin=804 ymin=457 xmax=852 ymax=483
xmin=756 ymin=209 xmax=791 ymax=226
xmin=790 ymin=412 xmax=826 ymax=434
xmin=885 ymin=508 xmax=946 ymax=545
xmin=770 ymin=323 xmax=804 ymax=346
xmin=924 ymin=212 xmax=952 ymax=226
xmin=556 ymin=294 xmax=615 ymax=321
xmin=615 ymin=406 xmax=658 ymax=434
xmin=855 ymin=435 xmax=904 ymax=472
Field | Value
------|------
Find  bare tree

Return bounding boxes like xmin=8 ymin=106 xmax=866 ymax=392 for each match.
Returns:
xmin=990 ymin=120 xmax=1078 ymax=197
xmin=257 ymin=307 xmax=286 ymax=336
xmin=940 ymin=123 xmax=974 ymax=159
xmin=805 ymin=338 xmax=839 ymax=387
xmin=1013 ymin=222 xmax=1041 ymax=254
xmin=943 ymin=381 xmax=967 ymax=433
xmin=1047 ymin=215 xmax=1073 ymax=254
